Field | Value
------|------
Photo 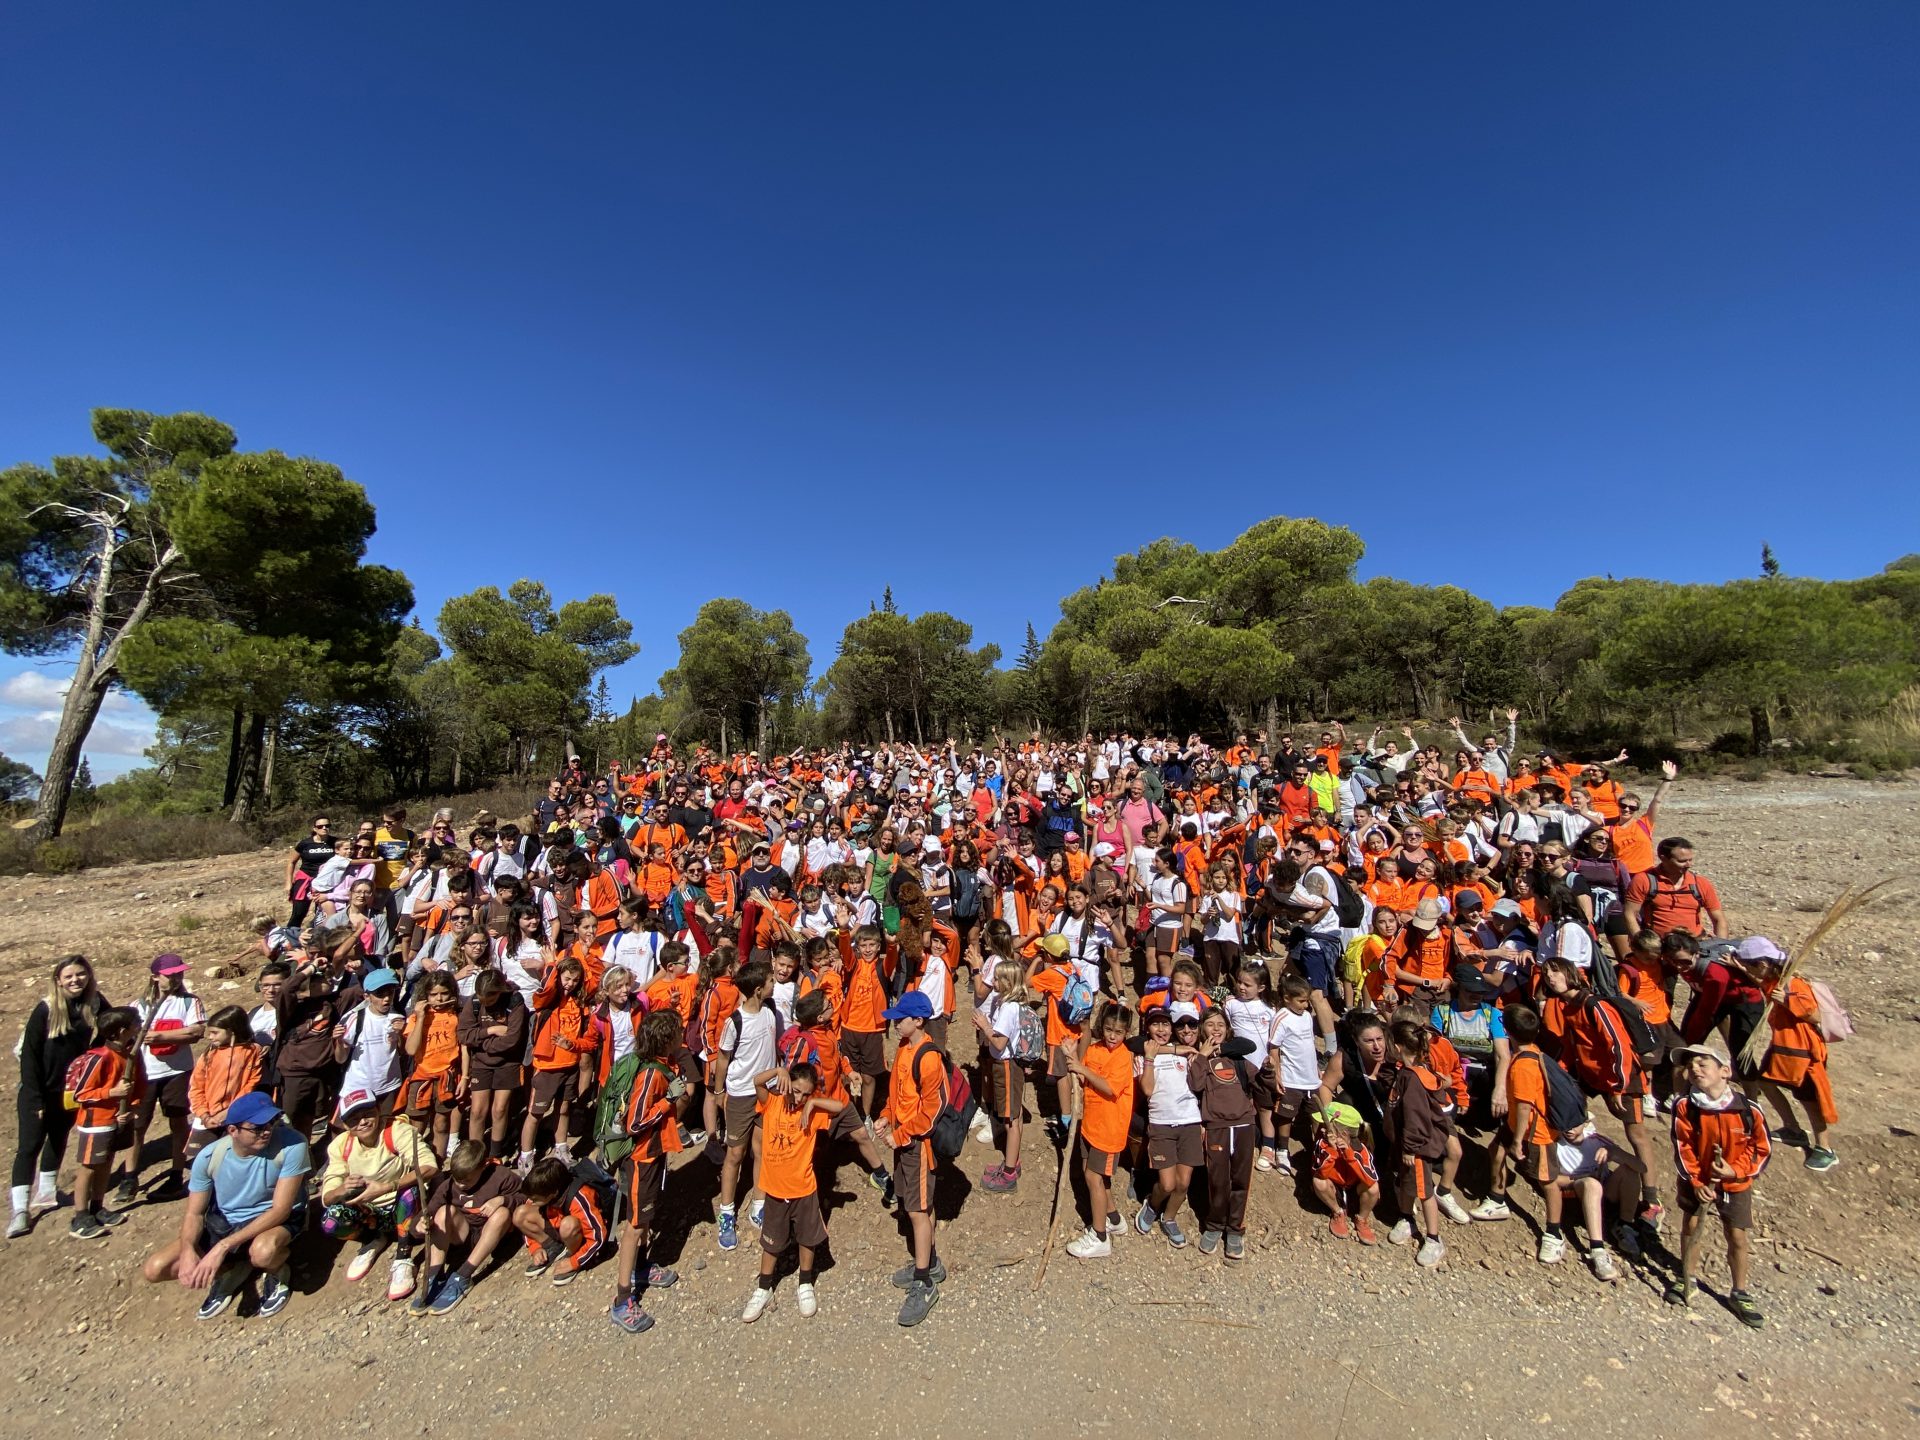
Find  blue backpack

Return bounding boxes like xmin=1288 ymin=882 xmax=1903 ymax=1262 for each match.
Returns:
xmin=1056 ymin=972 xmax=1095 ymax=1028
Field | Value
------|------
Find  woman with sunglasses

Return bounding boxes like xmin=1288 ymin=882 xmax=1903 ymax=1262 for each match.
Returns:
xmin=287 ymin=816 xmax=337 ymax=928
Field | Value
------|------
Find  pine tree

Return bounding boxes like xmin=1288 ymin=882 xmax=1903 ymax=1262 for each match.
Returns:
xmin=1017 ymin=621 xmax=1042 ymax=672
xmin=1761 ymin=543 xmax=1781 ymax=578
xmin=70 ymin=757 xmax=97 ymax=814
xmin=881 ymin=585 xmax=898 ymax=614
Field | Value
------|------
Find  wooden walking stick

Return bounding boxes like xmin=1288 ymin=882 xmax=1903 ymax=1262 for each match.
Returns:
xmin=1032 ymin=1058 xmax=1082 ymax=1292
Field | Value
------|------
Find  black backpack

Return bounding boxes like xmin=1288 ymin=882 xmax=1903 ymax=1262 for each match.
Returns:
xmin=1328 ymin=869 xmax=1366 ymax=929
xmin=1587 ymin=992 xmax=1659 ymax=1069
xmin=1523 ymin=1049 xmax=1589 ymax=1137
xmin=951 ymin=865 xmax=980 ymax=920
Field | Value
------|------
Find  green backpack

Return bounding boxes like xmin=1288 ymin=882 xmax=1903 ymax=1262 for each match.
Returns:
xmin=592 ymin=1056 xmax=676 ymax=1169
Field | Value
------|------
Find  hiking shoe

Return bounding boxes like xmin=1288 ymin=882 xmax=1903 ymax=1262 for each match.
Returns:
xmin=1467 ymin=1196 xmax=1511 ymax=1222
xmin=347 ymin=1240 xmax=383 ymax=1282
xmin=1160 ymin=1217 xmax=1189 ymax=1248
xmin=408 ymin=1273 xmax=441 ymax=1315
xmin=741 ymin=1286 xmax=773 ymax=1323
xmin=1067 ymin=1228 xmax=1112 ymax=1260
xmin=1537 ymin=1233 xmax=1567 ymax=1264
xmin=148 ymin=1174 xmax=188 ymax=1203
xmin=982 ymin=1165 xmax=1020 ymax=1194
xmin=896 ymin=1279 xmax=940 ymax=1327
xmin=6 ymin=1211 xmax=30 ymax=1240
xmin=428 ymin=1272 xmax=472 ymax=1316
xmin=68 ymin=1213 xmax=107 ymax=1243
xmin=1589 ymin=1246 xmax=1619 ymax=1282
xmin=1255 ymin=1148 xmax=1276 ymax=1173
xmin=1728 ymin=1289 xmax=1765 ymax=1329
xmin=257 ymin=1267 xmax=293 ymax=1318
xmin=1134 ymin=1202 xmax=1158 ymax=1237
xmin=642 ymin=1264 xmax=678 ymax=1290
xmin=1224 ymin=1232 xmax=1245 ymax=1262
xmin=1387 ymin=1219 xmax=1413 ymax=1247
xmin=1416 ymin=1237 xmax=1445 ymax=1268
xmin=386 ymin=1258 xmax=416 ymax=1302
xmin=1329 ymin=1213 xmax=1352 ymax=1240
xmin=717 ymin=1210 xmax=739 ymax=1251
xmin=1610 ymin=1224 xmax=1644 ymax=1263
xmin=1436 ymin=1191 xmax=1472 ymax=1225
xmin=796 ymin=1281 xmax=818 ymax=1317
xmin=1804 ymin=1147 xmax=1839 ymax=1173
xmin=1663 ymin=1278 xmax=1692 ymax=1308
xmin=608 ymin=1297 xmax=655 ymax=1335
xmin=1198 ymin=1228 xmax=1222 ymax=1255
xmin=1355 ymin=1218 xmax=1378 ymax=1246
xmin=891 ymin=1258 xmax=947 ymax=1288
xmin=92 ymin=1204 xmax=127 ymax=1227
xmin=196 ymin=1265 xmax=247 ymax=1320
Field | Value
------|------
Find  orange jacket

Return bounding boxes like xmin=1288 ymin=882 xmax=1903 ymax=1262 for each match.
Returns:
xmin=884 ymin=1039 xmax=947 ymax=1143
xmin=529 ymin=972 xmax=599 ymax=1070
xmin=1671 ymin=1091 xmax=1770 ymax=1194
xmin=187 ymin=1042 xmax=265 ymax=1124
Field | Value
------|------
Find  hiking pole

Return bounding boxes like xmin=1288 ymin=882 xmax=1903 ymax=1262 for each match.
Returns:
xmin=1033 ymin=1062 xmax=1081 ymax=1292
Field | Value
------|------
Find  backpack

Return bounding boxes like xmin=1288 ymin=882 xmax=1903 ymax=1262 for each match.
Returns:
xmin=1055 ymin=970 xmax=1095 ymax=1029
xmin=950 ymin=865 xmax=980 ymax=920
xmin=911 ymin=1041 xmax=977 ymax=1161
xmin=1327 ymin=868 xmax=1366 ymax=929
xmin=1009 ymin=1002 xmax=1048 ymax=1065
xmin=1523 ymin=1049 xmax=1589 ymax=1137
xmin=61 ymin=1049 xmax=103 ymax=1113
xmin=1586 ymin=992 xmax=1658 ymax=1068
xmin=593 ymin=1054 xmax=643 ymax=1168
xmin=1807 ymin=978 xmax=1854 ymax=1043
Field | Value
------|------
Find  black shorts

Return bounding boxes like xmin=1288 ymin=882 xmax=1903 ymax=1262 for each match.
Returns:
xmin=621 ymin=1157 xmax=664 ymax=1229
xmin=277 ymin=1072 xmax=333 ymax=1128
xmin=760 ymin=1192 xmax=827 ymax=1254
xmin=1678 ymin=1179 xmax=1752 ymax=1229
xmin=841 ymin=1029 xmax=885 ymax=1079
xmin=1146 ymin=1122 xmax=1203 ymax=1169
xmin=137 ymin=1072 xmax=192 ymax=1121
xmin=1272 ymin=1086 xmax=1315 ymax=1123
xmin=893 ymin=1139 xmax=934 ymax=1214
xmin=530 ymin=1068 xmax=578 ymax=1113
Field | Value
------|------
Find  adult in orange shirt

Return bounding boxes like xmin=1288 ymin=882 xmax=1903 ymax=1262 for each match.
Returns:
xmin=872 ymin=991 xmax=946 ymax=1327
xmin=1062 ymin=1002 xmax=1136 ymax=1260
xmin=1622 ymin=838 xmax=1725 ymax=939
xmin=1591 ymin=760 xmax=1674 ymax=875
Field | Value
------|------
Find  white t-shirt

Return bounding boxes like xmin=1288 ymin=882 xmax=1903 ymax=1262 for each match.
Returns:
xmin=248 ymin=1003 xmax=278 ymax=1047
xmin=1224 ymin=995 xmax=1276 ymax=1069
xmin=1148 ymin=874 xmax=1189 ymax=928
xmin=1131 ymin=844 xmax=1158 ymax=891
xmin=1296 ymin=865 xmax=1342 ymax=936
xmin=916 ymin=956 xmax=950 ymax=1016
xmin=722 ymin=1004 xmax=780 ymax=1098
xmin=770 ymin=978 xmax=799 ymax=1033
xmin=1541 ymin=920 xmax=1595 ymax=971
xmin=984 ymin=994 xmax=1021 ymax=1058
xmin=1050 ymin=915 xmax=1112 ymax=987
xmin=1200 ymin=888 xmax=1242 ymax=943
xmin=608 ymin=930 xmax=664 ymax=989
xmin=138 ymin=993 xmax=205 ymax=1080
xmin=1141 ymin=1051 xmax=1203 ymax=1127
xmin=1269 ymin=1007 xmax=1320 ymax=1091
xmin=339 ymin=1004 xmax=404 ymax=1100
xmin=607 ymin=1006 xmax=638 ymax=1065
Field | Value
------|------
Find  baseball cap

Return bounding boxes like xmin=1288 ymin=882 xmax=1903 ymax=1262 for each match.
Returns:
xmin=1093 ymin=842 xmax=1116 ymax=859
xmin=1735 ymin=936 xmax=1785 ymax=964
xmin=335 ymin=1088 xmax=381 ymax=1121
xmin=225 ymin=1092 xmax=282 ymax=1128
xmin=881 ymin=991 xmax=935 ymax=1022
xmin=1063 ymin=830 xmax=1080 ymax=843
xmin=1039 ymin=934 xmax=1070 ymax=958
xmin=1312 ymin=1102 xmax=1364 ymax=1130
xmin=361 ymin=968 xmax=400 ymax=992
xmin=1491 ymin=899 xmax=1523 ymax=919
xmin=150 ymin=953 xmax=189 ymax=977
xmin=1408 ymin=898 xmax=1445 ymax=930
xmin=1671 ymin=1033 xmax=1733 ymax=1067
xmin=922 ymin=836 xmax=942 ymax=854
xmin=1454 ymin=890 xmax=1484 ymax=912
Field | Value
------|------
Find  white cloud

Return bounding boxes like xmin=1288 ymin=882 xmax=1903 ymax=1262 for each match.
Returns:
xmin=0 ymin=712 xmax=156 ymax=758
xmin=0 ymin=670 xmax=144 ymax=714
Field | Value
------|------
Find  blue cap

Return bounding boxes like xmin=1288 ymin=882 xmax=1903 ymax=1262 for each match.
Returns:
xmin=224 ymin=1092 xmax=281 ymax=1128
xmin=361 ymin=968 xmax=400 ymax=992
xmin=881 ymin=991 xmax=935 ymax=1022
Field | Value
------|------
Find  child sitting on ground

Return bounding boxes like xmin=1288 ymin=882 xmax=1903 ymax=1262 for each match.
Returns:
xmin=1309 ymin=1102 xmax=1382 ymax=1245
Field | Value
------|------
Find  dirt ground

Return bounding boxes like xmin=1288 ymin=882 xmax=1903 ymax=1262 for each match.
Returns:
xmin=2 ymin=777 xmax=1917 ymax=1439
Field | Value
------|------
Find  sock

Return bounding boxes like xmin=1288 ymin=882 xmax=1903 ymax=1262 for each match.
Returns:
xmin=912 ymin=1266 xmax=930 ymax=1285
xmin=798 ymin=1268 xmax=817 ymax=1285
xmin=453 ymin=1261 xmax=475 ymax=1282
xmin=720 ymin=1203 xmax=736 ymax=1219
xmin=757 ymin=1274 xmax=775 ymax=1291
xmin=631 ymin=1243 xmax=651 ymax=1288
xmin=1546 ymin=1222 xmax=1564 ymax=1239
xmin=34 ymin=1171 xmax=57 ymax=1200
xmin=9 ymin=1185 xmax=27 ymax=1214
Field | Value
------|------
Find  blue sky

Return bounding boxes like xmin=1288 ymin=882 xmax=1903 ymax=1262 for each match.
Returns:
xmin=4 ymin=3 xmax=1916 ymax=777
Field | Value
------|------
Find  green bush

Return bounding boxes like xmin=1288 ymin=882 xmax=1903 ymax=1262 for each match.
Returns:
xmin=33 ymin=841 xmax=83 ymax=873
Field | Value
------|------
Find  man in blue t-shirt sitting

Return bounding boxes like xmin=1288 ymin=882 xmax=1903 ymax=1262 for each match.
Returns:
xmin=140 ymin=1091 xmax=310 ymax=1320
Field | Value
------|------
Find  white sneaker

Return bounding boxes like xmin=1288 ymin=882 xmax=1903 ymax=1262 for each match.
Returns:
xmin=1537 ymin=1233 xmax=1567 ymax=1265
xmin=1589 ymin=1246 xmax=1619 ymax=1282
xmin=1436 ymin=1191 xmax=1472 ymax=1225
xmin=1066 ymin=1227 xmax=1113 ymax=1260
xmin=970 ymin=1115 xmax=994 ymax=1143
xmin=386 ymin=1257 xmax=416 ymax=1302
xmin=1254 ymin=1150 xmax=1275 ymax=1173
xmin=346 ymin=1239 xmax=383 ymax=1282
xmin=1468 ymin=1196 xmax=1512 ymax=1222
xmin=796 ymin=1282 xmax=818 ymax=1318
xmin=741 ymin=1286 xmax=773 ymax=1323
xmin=1416 ymin=1236 xmax=1445 ymax=1268
xmin=1273 ymin=1151 xmax=1295 ymax=1177
xmin=1388 ymin=1219 xmax=1414 ymax=1246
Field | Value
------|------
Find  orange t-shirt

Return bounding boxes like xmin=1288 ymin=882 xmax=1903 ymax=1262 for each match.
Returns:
xmin=840 ymin=940 xmax=888 ymax=1035
xmin=1506 ymin=1047 xmax=1553 ymax=1146
xmin=1079 ymin=1040 xmax=1136 ymax=1153
xmin=1029 ymin=962 xmax=1081 ymax=1048
xmin=406 ymin=1007 xmax=463 ymax=1077
xmin=643 ymin=972 xmax=698 ymax=1024
xmin=756 ymin=1096 xmax=832 ymax=1200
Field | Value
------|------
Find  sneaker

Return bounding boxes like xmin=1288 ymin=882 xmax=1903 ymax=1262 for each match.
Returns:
xmin=1636 ymin=1201 xmax=1666 ymax=1236
xmin=890 ymin=1258 xmax=948 ymax=1288
xmin=408 ymin=1273 xmax=442 ymax=1315
xmin=1224 ymin=1232 xmax=1245 ymax=1262
xmin=608 ymin=1297 xmax=655 ymax=1335
xmin=428 ymin=1272 xmax=472 ymax=1316
xmin=1537 ymin=1233 xmax=1567 ymax=1265
xmin=896 ymin=1279 xmax=940 ymax=1327
xmin=257 ymin=1267 xmax=293 ymax=1318
xmin=1663 ymin=1278 xmax=1692 ymax=1308
xmin=1355 ymin=1218 xmax=1378 ymax=1246
xmin=1804 ymin=1147 xmax=1839 ymax=1173
xmin=1610 ymin=1224 xmax=1644 ymax=1263
xmin=717 ymin=1210 xmax=739 ymax=1251
xmin=970 ymin=1116 xmax=995 ymax=1144
xmin=148 ymin=1174 xmax=188 ymax=1203
xmin=1198 ymin=1228 xmax=1222 ymax=1255
xmin=196 ymin=1264 xmax=246 ymax=1320
xmin=514 ymin=1153 xmax=535 ymax=1177
xmin=1467 ymin=1196 xmax=1512 ymax=1222
xmin=1774 ymin=1124 xmax=1810 ymax=1149
xmin=741 ymin=1286 xmax=773 ymax=1323
xmin=682 ymin=1128 xmax=704 ymax=1149
xmin=1105 ymin=1212 xmax=1126 ymax=1238
xmin=1589 ymin=1246 xmax=1620 ymax=1281
xmin=748 ymin=1197 xmax=764 ymax=1230
xmin=68 ymin=1213 xmax=107 ymax=1243
xmin=110 ymin=1178 xmax=139 ymax=1208
xmin=6 ymin=1212 xmax=29 ymax=1240
xmin=1436 ymin=1191 xmax=1472 ymax=1225
xmin=347 ymin=1240 xmax=383 ymax=1282
xmin=642 ymin=1264 xmax=678 ymax=1290
xmin=92 ymin=1204 xmax=127 ymax=1228
xmin=1728 ymin=1289 xmax=1765 ymax=1329
xmin=981 ymin=1165 xmax=1020 ymax=1194
xmin=1067 ymin=1228 xmax=1112 ymax=1260
xmin=980 ymin=1163 xmax=1004 ymax=1187
xmin=1388 ymin=1219 xmax=1413 ymax=1247
xmin=866 ymin=1167 xmax=892 ymax=1195
xmin=550 ymin=1257 xmax=583 ymax=1287
xmin=1134 ymin=1202 xmax=1158 ymax=1237
xmin=1273 ymin=1151 xmax=1295 ymax=1177
xmin=386 ymin=1258 xmax=416 ymax=1302
xmin=524 ymin=1248 xmax=558 ymax=1279
xmin=796 ymin=1281 xmax=818 ymax=1317
xmin=1160 ymin=1217 xmax=1189 ymax=1248
xmin=1254 ymin=1149 xmax=1276 ymax=1173
xmin=1416 ymin=1236 xmax=1445 ymax=1268
xmin=1329 ymin=1213 xmax=1352 ymax=1240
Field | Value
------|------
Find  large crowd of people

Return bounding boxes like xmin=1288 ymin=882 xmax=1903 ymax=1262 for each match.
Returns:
xmin=9 ymin=723 xmax=1846 ymax=1335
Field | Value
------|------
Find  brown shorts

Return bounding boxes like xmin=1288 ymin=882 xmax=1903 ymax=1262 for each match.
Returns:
xmin=1080 ymin=1140 xmax=1121 ymax=1179
xmin=621 ymin=1157 xmax=664 ymax=1229
xmin=1516 ymin=1140 xmax=1561 ymax=1187
xmin=989 ymin=1056 xmax=1026 ymax=1122
xmin=828 ymin=1103 xmax=869 ymax=1143
xmin=530 ymin=1067 xmax=578 ymax=1114
xmin=74 ymin=1123 xmax=125 ymax=1168
xmin=1603 ymin=1090 xmax=1648 ymax=1127
xmin=1146 ymin=1122 xmax=1203 ymax=1170
xmin=1273 ymin=1086 xmax=1315 ymax=1122
xmin=1396 ymin=1154 xmax=1437 ymax=1209
xmin=893 ymin=1138 xmax=934 ymax=1214
xmin=137 ymin=1071 xmax=191 ymax=1120
xmin=724 ymin=1092 xmax=760 ymax=1145
xmin=923 ymin=1017 xmax=950 ymax=1049
xmin=675 ymin=1047 xmax=702 ymax=1085
xmin=759 ymin=1192 xmax=828 ymax=1254
xmin=468 ymin=1060 xmax=523 ymax=1092
xmin=402 ymin=1072 xmax=460 ymax=1118
xmin=1678 ymin=1179 xmax=1752 ymax=1229
xmin=841 ymin=1029 xmax=885 ymax=1079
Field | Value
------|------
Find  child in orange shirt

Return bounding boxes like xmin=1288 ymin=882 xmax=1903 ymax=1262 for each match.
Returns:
xmin=65 ymin=1008 xmax=143 ymax=1241
xmin=184 ymin=1005 xmax=265 ymax=1162
xmin=1309 ymin=1101 xmax=1382 ymax=1244
xmin=739 ymin=1060 xmax=844 ymax=1322
xmin=403 ymin=972 xmax=465 ymax=1162
xmin=1062 ymin=1002 xmax=1136 ymax=1259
